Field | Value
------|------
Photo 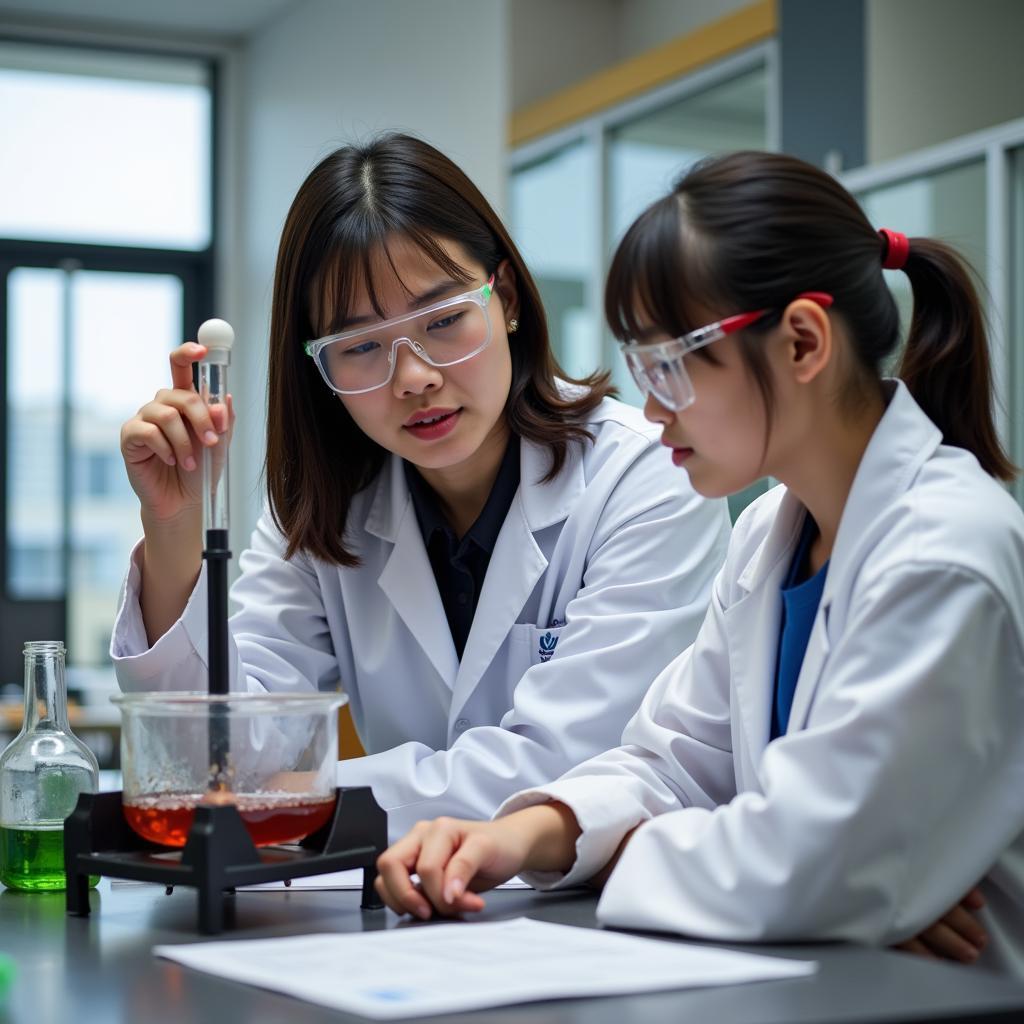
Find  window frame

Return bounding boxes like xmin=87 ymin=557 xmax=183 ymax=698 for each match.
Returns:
xmin=0 ymin=41 xmax=217 ymax=687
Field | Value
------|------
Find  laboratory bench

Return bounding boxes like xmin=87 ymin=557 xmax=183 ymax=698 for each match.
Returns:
xmin=2 ymin=879 xmax=1024 ymax=1024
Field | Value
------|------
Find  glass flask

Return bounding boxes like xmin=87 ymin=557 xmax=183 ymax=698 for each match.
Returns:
xmin=0 ymin=642 xmax=99 ymax=891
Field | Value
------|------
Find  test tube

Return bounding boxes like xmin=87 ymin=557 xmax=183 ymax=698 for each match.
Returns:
xmin=197 ymin=319 xmax=234 ymax=786
xmin=197 ymin=319 xmax=232 ymax=536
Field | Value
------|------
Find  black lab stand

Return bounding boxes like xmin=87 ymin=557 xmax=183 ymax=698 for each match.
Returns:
xmin=65 ymin=786 xmax=386 ymax=934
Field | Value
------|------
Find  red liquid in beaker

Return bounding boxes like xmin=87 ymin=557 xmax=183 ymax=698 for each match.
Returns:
xmin=122 ymin=792 xmax=336 ymax=847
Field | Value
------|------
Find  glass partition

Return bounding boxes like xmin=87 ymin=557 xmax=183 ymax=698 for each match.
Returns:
xmin=510 ymin=141 xmax=599 ymax=379
xmin=849 ymin=148 xmax=1020 ymax=506
xmin=1011 ymin=146 xmax=1024 ymax=504
xmin=610 ymin=67 xmax=770 ymax=517
xmin=857 ymin=160 xmax=988 ymax=361
xmin=510 ymin=54 xmax=772 ymax=521
xmin=608 ymin=66 xmax=769 ymax=253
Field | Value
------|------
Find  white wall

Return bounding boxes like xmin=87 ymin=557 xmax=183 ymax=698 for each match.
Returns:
xmin=509 ymin=0 xmax=754 ymax=112
xmin=612 ymin=0 xmax=755 ymax=58
xmin=508 ymin=0 xmax=617 ymax=110
xmin=231 ymin=0 xmax=509 ymax=542
xmin=867 ymin=0 xmax=1024 ymax=162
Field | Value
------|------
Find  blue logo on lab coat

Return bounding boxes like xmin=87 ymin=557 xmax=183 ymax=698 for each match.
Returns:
xmin=538 ymin=631 xmax=558 ymax=662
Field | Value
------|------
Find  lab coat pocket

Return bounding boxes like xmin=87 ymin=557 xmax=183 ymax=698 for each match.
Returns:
xmin=528 ymin=624 xmax=566 ymax=666
xmin=497 ymin=624 xmax=565 ymax=710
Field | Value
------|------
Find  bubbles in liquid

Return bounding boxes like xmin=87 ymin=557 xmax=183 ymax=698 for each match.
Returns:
xmin=122 ymin=792 xmax=336 ymax=848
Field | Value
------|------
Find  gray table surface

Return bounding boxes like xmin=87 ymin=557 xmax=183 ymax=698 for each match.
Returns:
xmin=2 ymin=879 xmax=1024 ymax=1024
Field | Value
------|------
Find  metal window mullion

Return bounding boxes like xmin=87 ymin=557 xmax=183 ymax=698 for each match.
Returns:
xmin=764 ymin=37 xmax=781 ymax=153
xmin=59 ymin=260 xmax=79 ymax=612
xmin=1013 ymin=148 xmax=1024 ymax=506
xmin=761 ymin=35 xmax=780 ymax=496
xmin=842 ymin=116 xmax=1024 ymax=195
xmin=985 ymin=143 xmax=1012 ymax=478
xmin=589 ymin=122 xmax=610 ymax=381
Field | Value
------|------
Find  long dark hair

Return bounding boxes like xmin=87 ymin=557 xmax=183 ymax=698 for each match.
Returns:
xmin=605 ymin=150 xmax=1015 ymax=481
xmin=266 ymin=133 xmax=614 ymax=565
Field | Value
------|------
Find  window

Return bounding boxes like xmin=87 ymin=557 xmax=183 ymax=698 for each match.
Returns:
xmin=607 ymin=66 xmax=768 ymax=258
xmin=604 ymin=64 xmax=772 ymax=523
xmin=510 ymin=46 xmax=774 ymax=521
xmin=0 ymin=43 xmax=214 ymax=690
xmin=510 ymin=141 xmax=598 ymax=378
xmin=857 ymin=161 xmax=987 ymax=365
xmin=0 ymin=43 xmax=211 ymax=249
xmin=844 ymin=124 xmax=1023 ymax=508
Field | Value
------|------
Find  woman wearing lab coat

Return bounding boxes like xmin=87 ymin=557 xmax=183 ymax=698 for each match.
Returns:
xmin=375 ymin=151 xmax=1024 ymax=974
xmin=112 ymin=134 xmax=730 ymax=841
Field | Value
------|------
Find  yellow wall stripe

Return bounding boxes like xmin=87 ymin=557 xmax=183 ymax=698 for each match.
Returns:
xmin=509 ymin=0 xmax=776 ymax=147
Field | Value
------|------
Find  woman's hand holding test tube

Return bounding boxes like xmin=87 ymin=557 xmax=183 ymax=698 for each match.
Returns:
xmin=120 ymin=341 xmax=235 ymax=646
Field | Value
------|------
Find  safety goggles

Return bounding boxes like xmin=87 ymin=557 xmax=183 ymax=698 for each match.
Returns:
xmin=620 ymin=292 xmax=834 ymax=411
xmin=304 ymin=276 xmax=495 ymax=395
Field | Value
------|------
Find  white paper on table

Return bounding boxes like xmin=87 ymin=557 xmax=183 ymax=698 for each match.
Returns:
xmin=155 ymin=917 xmax=817 ymax=1019
xmin=239 ymin=868 xmax=531 ymax=891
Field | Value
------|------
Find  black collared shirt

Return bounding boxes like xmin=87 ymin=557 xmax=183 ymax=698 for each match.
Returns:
xmin=404 ymin=436 xmax=521 ymax=660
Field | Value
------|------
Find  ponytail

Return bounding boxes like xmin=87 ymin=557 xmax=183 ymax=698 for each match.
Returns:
xmin=898 ymin=237 xmax=1016 ymax=481
xmin=604 ymin=152 xmax=1016 ymax=483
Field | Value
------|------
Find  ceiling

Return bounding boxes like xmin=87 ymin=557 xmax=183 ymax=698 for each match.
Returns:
xmin=0 ymin=0 xmax=301 ymax=40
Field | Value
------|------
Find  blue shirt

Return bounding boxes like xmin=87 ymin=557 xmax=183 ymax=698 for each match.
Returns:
xmin=771 ymin=513 xmax=829 ymax=739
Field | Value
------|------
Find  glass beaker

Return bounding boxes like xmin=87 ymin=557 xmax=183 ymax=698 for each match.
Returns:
xmin=112 ymin=692 xmax=346 ymax=848
xmin=0 ymin=642 xmax=99 ymax=891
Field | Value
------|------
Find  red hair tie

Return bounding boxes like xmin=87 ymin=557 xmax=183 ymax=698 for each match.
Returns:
xmin=879 ymin=228 xmax=910 ymax=271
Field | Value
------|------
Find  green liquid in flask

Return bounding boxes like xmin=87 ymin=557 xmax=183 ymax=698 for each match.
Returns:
xmin=0 ymin=823 xmax=98 ymax=891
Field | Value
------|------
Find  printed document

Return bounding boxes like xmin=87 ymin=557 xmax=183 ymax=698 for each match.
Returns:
xmin=155 ymin=916 xmax=816 ymax=1019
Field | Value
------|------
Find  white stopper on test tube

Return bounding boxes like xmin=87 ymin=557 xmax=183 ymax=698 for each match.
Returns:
xmin=197 ymin=318 xmax=235 ymax=352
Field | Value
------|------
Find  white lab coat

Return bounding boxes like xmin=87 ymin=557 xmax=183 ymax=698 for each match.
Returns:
xmin=111 ymin=397 xmax=731 ymax=840
xmin=502 ymin=381 xmax=1024 ymax=975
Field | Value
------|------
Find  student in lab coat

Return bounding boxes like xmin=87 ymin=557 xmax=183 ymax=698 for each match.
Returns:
xmin=112 ymin=134 xmax=731 ymax=841
xmin=375 ymin=151 xmax=1024 ymax=974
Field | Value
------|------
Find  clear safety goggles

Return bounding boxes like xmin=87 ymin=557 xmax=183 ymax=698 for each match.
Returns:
xmin=304 ymin=276 xmax=495 ymax=395
xmin=621 ymin=291 xmax=834 ymax=411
